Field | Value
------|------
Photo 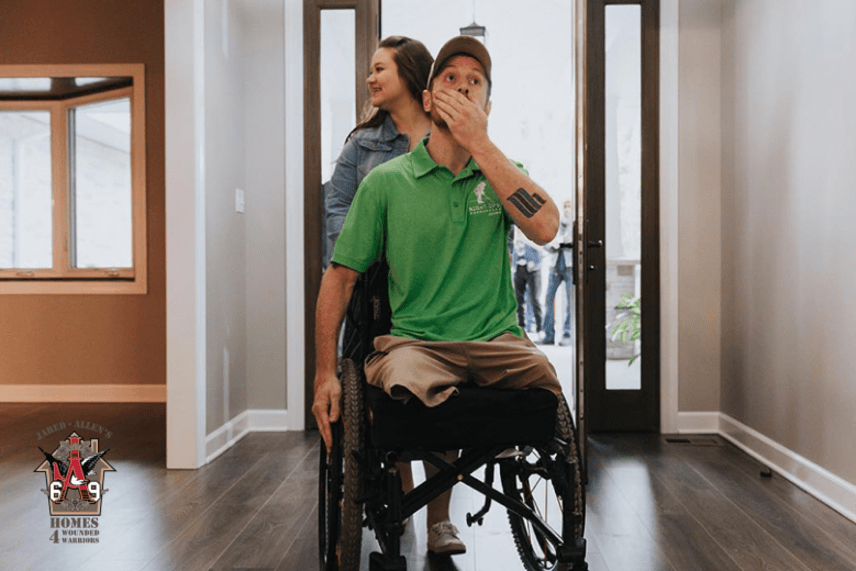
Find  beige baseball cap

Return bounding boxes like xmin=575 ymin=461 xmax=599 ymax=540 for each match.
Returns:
xmin=427 ymin=35 xmax=492 ymax=89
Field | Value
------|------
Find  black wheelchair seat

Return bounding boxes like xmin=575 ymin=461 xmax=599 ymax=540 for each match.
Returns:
xmin=367 ymin=385 xmax=558 ymax=450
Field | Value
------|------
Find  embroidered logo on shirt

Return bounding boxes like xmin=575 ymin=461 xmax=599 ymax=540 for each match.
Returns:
xmin=474 ymin=182 xmax=486 ymax=204
xmin=469 ymin=182 xmax=502 ymax=216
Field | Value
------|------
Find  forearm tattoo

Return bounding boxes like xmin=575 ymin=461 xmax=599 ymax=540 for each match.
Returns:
xmin=507 ymin=188 xmax=546 ymax=218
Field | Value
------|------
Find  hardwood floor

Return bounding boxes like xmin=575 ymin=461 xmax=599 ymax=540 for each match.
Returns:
xmin=3 ymin=403 xmax=855 ymax=571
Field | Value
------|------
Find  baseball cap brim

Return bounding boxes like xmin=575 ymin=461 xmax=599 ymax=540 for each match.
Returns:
xmin=427 ymin=35 xmax=492 ymax=90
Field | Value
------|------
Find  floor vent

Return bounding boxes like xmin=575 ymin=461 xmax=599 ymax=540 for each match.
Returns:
xmin=665 ymin=436 xmax=724 ymax=447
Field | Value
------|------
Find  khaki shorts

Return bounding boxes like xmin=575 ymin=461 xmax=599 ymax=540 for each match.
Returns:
xmin=364 ymin=333 xmax=563 ymax=407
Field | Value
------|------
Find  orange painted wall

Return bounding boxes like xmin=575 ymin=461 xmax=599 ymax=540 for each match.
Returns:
xmin=0 ymin=2 xmax=165 ymax=386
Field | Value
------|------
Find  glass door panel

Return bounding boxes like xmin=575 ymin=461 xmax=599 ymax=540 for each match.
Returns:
xmin=584 ymin=0 xmax=659 ymax=433
xmin=320 ymin=9 xmax=357 ymax=265
xmin=604 ymin=5 xmax=642 ymax=391
xmin=321 ymin=10 xmax=357 ymax=183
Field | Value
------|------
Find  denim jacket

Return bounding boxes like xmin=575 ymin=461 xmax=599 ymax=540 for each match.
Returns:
xmin=323 ymin=114 xmax=411 ymax=266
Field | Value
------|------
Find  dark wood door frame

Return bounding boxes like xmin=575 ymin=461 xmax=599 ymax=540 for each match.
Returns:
xmin=304 ymin=0 xmax=380 ymax=429
xmin=582 ymin=0 xmax=660 ymax=434
xmin=574 ymin=0 xmax=589 ymax=472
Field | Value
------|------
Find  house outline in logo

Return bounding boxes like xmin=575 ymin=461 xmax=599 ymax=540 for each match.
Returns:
xmin=34 ymin=432 xmax=115 ymax=516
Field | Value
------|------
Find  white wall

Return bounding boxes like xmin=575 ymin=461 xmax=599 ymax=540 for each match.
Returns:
xmin=720 ymin=0 xmax=856 ymax=484
xmin=204 ymin=0 xmax=248 ymax=433
xmin=678 ymin=0 xmax=722 ymax=413
xmin=167 ymin=0 xmax=297 ymax=465
xmin=242 ymin=0 xmax=287 ymax=411
xmin=166 ymin=0 xmax=207 ymax=468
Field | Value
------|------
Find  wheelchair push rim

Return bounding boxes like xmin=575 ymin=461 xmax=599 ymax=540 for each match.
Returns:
xmin=318 ymin=424 xmax=342 ymax=569
xmin=318 ymin=359 xmax=364 ymax=571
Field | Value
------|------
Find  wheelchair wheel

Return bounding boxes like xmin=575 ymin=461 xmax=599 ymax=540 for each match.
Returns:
xmin=318 ymin=358 xmax=364 ymax=571
xmin=500 ymin=394 xmax=585 ymax=571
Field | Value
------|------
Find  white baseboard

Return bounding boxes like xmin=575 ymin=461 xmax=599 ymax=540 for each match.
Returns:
xmin=0 ymin=384 xmax=166 ymax=402
xmin=676 ymin=411 xmax=721 ymax=434
xmin=719 ymin=413 xmax=856 ymax=525
xmin=205 ymin=409 xmax=290 ymax=463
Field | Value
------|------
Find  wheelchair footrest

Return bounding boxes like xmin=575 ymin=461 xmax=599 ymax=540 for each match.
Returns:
xmin=370 ymin=551 xmax=407 ymax=571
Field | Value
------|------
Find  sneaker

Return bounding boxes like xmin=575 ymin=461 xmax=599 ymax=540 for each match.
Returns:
xmin=427 ymin=521 xmax=466 ymax=555
xmin=536 ymin=337 xmax=554 ymax=345
xmin=558 ymin=337 xmax=573 ymax=347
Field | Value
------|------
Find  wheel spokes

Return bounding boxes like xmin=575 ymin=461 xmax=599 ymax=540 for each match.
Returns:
xmin=519 ymin=473 xmax=559 ymax=567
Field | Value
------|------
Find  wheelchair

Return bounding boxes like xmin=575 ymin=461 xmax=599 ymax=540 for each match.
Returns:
xmin=319 ymin=261 xmax=587 ymax=571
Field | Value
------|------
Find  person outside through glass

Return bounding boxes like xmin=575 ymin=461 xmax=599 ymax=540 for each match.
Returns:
xmin=540 ymin=199 xmax=575 ymax=345
xmin=513 ymin=225 xmax=543 ymax=335
xmin=313 ymin=36 xmax=564 ymax=555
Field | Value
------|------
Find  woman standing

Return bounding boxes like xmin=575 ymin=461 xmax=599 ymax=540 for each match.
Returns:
xmin=324 ymin=35 xmax=434 ymax=262
xmin=321 ymin=35 xmax=433 ymax=539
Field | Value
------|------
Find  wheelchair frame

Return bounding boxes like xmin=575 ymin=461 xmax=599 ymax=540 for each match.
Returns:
xmin=319 ymin=262 xmax=587 ymax=571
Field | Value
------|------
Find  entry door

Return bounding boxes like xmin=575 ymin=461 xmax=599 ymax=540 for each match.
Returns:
xmin=578 ymin=0 xmax=660 ymax=438
xmin=304 ymin=0 xmax=380 ymax=428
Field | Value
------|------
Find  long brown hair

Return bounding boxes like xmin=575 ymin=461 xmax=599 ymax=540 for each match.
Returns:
xmin=347 ymin=36 xmax=433 ymax=140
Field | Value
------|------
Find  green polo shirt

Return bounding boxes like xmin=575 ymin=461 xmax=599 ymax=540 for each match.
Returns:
xmin=331 ymin=138 xmax=525 ymax=342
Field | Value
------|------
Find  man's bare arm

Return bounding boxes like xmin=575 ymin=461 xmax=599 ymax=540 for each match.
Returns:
xmin=432 ymin=90 xmax=560 ymax=245
xmin=472 ymin=143 xmax=559 ymax=245
xmin=312 ymin=263 xmax=360 ymax=452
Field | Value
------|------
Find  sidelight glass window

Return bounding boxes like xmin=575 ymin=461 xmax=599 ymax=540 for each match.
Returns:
xmin=604 ymin=5 xmax=642 ymax=390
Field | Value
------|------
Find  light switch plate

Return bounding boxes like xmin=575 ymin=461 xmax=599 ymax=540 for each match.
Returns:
xmin=235 ymin=188 xmax=245 ymax=213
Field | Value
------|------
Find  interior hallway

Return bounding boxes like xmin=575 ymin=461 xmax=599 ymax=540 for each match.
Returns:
xmin=4 ymin=403 xmax=855 ymax=571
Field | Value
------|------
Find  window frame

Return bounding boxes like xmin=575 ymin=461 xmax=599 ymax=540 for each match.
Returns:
xmin=0 ymin=63 xmax=147 ymax=294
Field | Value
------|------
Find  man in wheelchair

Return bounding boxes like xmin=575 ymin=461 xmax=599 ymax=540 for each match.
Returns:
xmin=314 ymin=36 xmax=586 ymax=571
